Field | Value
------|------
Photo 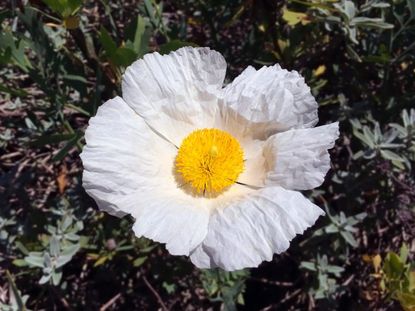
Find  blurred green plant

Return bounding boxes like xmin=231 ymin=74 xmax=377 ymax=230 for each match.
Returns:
xmin=301 ymin=254 xmax=345 ymax=299
xmin=42 ymin=0 xmax=83 ymax=29
xmin=352 ymin=109 xmax=415 ymax=170
xmin=201 ymin=269 xmax=248 ymax=311
xmin=313 ymin=209 xmax=367 ymax=248
xmin=370 ymin=245 xmax=415 ymax=311
xmin=0 ymin=271 xmax=31 ymax=311
xmin=13 ymin=206 xmax=82 ymax=286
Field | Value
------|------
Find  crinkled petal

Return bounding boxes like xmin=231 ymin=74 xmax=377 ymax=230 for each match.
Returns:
xmin=190 ymin=186 xmax=324 ymax=270
xmin=132 ymin=192 xmax=210 ymax=256
xmin=80 ymin=97 xmax=210 ymax=255
xmin=221 ymin=65 xmax=318 ymax=139
xmin=263 ymin=122 xmax=339 ymax=190
xmin=122 ymin=47 xmax=226 ymax=146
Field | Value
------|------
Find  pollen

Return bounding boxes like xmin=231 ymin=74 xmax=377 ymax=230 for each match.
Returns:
xmin=175 ymin=128 xmax=244 ymax=195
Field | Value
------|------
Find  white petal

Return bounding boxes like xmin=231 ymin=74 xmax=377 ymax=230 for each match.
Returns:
xmin=264 ymin=123 xmax=339 ymax=190
xmin=237 ymin=139 xmax=266 ymax=187
xmin=122 ymin=47 xmax=226 ymax=146
xmin=80 ymin=97 xmax=172 ymax=217
xmin=221 ymin=65 xmax=318 ymax=139
xmin=190 ymin=186 xmax=324 ymax=270
xmin=80 ymin=97 xmax=210 ymax=255
xmin=190 ymin=244 xmax=217 ymax=268
xmin=132 ymin=192 xmax=210 ymax=256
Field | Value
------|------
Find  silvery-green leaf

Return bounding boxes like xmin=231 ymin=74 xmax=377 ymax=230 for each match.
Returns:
xmin=407 ymin=0 xmax=415 ymax=18
xmin=326 ymin=265 xmax=344 ymax=276
xmin=24 ymin=254 xmax=44 ymax=268
xmin=372 ymin=2 xmax=391 ymax=8
xmin=51 ymin=271 xmax=62 ymax=285
xmin=345 ymin=1 xmax=356 ymax=18
xmin=354 ymin=130 xmax=374 ymax=148
xmin=61 ymin=215 xmax=72 ymax=231
xmin=50 ymin=236 xmax=60 ymax=257
xmin=56 ymin=255 xmax=73 ymax=268
xmin=346 ymin=45 xmax=362 ymax=61
xmin=39 ymin=274 xmax=51 ymax=285
xmin=61 ymin=243 xmax=80 ymax=257
xmin=348 ymin=27 xmax=358 ymax=44
xmin=351 ymin=17 xmax=394 ymax=29
xmin=300 ymin=261 xmax=317 ymax=271
xmin=380 ymin=150 xmax=404 ymax=162
xmin=65 ymin=232 xmax=80 ymax=241
xmin=340 ymin=231 xmax=358 ymax=247
xmin=44 ymin=253 xmax=52 ymax=268
xmin=325 ymin=224 xmax=338 ymax=233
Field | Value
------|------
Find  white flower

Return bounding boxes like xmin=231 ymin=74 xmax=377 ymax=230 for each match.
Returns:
xmin=80 ymin=47 xmax=339 ymax=271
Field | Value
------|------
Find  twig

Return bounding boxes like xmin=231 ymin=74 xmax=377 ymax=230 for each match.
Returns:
xmin=260 ymin=289 xmax=302 ymax=310
xmin=99 ymin=293 xmax=121 ymax=311
xmin=142 ymin=276 xmax=168 ymax=311
xmin=280 ymin=289 xmax=302 ymax=305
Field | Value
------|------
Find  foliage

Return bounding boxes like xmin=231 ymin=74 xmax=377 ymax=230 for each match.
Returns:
xmin=367 ymin=245 xmax=415 ymax=311
xmin=1 ymin=0 xmax=414 ymax=309
xmin=381 ymin=245 xmax=415 ymax=310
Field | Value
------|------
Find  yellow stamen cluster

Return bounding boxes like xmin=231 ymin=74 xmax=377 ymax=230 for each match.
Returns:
xmin=175 ymin=128 xmax=244 ymax=195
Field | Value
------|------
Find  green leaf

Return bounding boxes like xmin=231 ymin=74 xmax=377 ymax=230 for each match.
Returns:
xmin=42 ymin=0 xmax=83 ymax=18
xmin=143 ymin=0 xmax=156 ymax=25
xmin=12 ymin=259 xmax=29 ymax=267
xmin=340 ymin=231 xmax=358 ymax=247
xmin=326 ymin=265 xmax=345 ymax=276
xmin=51 ymin=271 xmax=62 ymax=285
xmin=0 ymin=30 xmax=31 ymax=71
xmin=63 ymin=74 xmax=87 ymax=83
xmin=113 ymin=47 xmax=137 ymax=67
xmin=42 ymin=0 xmax=66 ymax=16
xmin=300 ymin=261 xmax=317 ymax=271
xmin=346 ymin=45 xmax=362 ymax=62
xmin=399 ymin=244 xmax=409 ymax=263
xmin=94 ymin=255 xmax=109 ymax=267
xmin=282 ymin=8 xmax=310 ymax=26
xmin=24 ymin=253 xmax=45 ymax=268
xmin=6 ymin=271 xmax=26 ymax=311
xmin=371 ymin=2 xmax=390 ymax=8
xmin=133 ymin=256 xmax=147 ymax=267
xmin=61 ymin=243 xmax=80 ymax=258
xmin=407 ymin=0 xmax=415 ymax=19
xmin=125 ymin=16 xmax=150 ymax=57
xmin=342 ymin=1 xmax=356 ymax=19
xmin=396 ymin=292 xmax=415 ymax=310
xmin=0 ymin=83 xmax=28 ymax=97
xmin=383 ymin=252 xmax=405 ymax=279
xmin=99 ymin=27 xmax=117 ymax=57
xmin=351 ymin=17 xmax=394 ymax=29
xmin=50 ymin=236 xmax=60 ymax=257
xmin=66 ymin=0 xmax=83 ymax=15
xmin=52 ymin=131 xmax=83 ymax=161
xmin=380 ymin=150 xmax=404 ymax=162
xmin=30 ymin=133 xmax=76 ymax=147
xmin=39 ymin=274 xmax=51 ymax=285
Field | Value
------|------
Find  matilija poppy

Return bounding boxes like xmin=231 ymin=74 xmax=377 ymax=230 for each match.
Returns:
xmin=80 ymin=47 xmax=339 ymax=271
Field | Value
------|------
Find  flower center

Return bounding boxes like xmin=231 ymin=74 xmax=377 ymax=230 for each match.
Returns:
xmin=175 ymin=128 xmax=244 ymax=195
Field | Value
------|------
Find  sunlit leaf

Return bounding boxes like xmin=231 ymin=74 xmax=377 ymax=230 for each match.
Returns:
xmin=282 ymin=8 xmax=310 ymax=26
